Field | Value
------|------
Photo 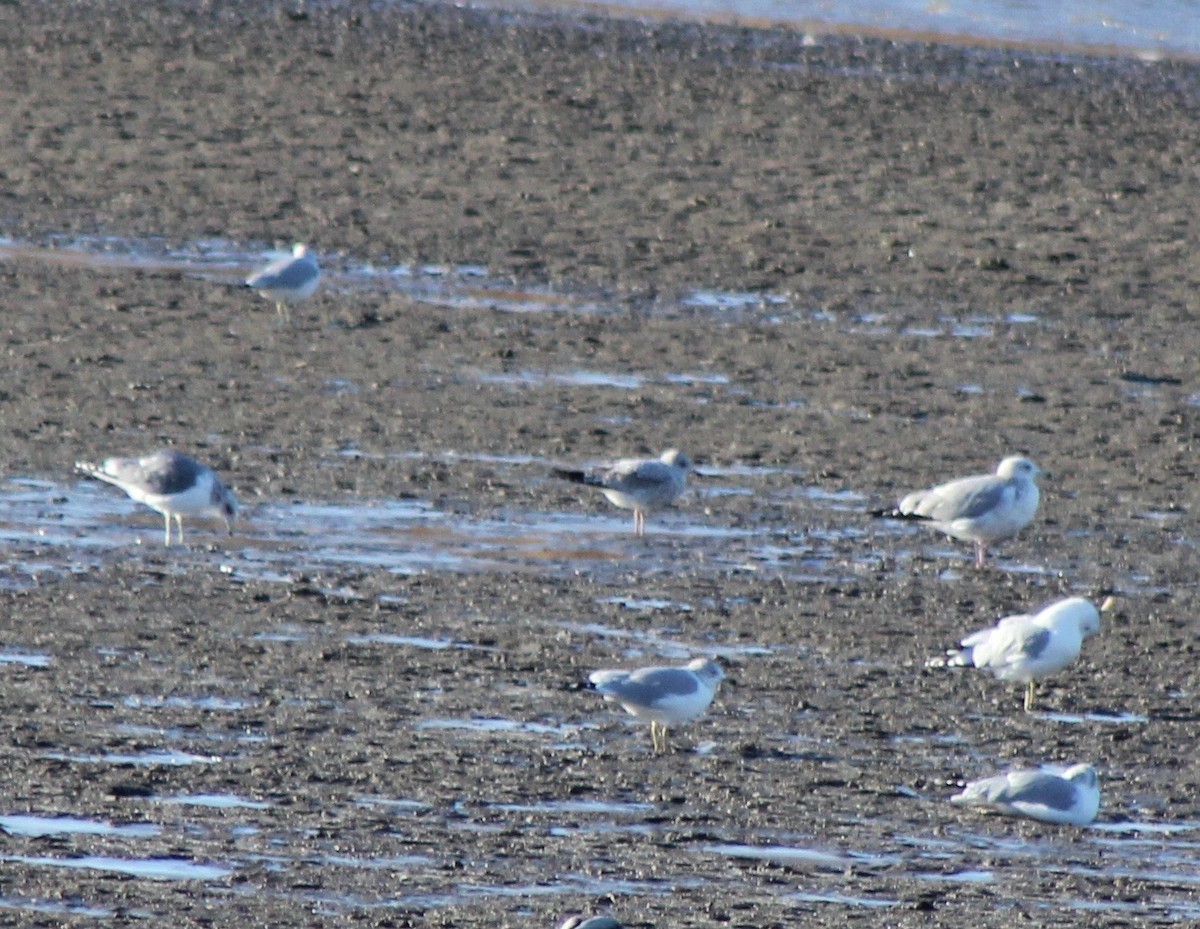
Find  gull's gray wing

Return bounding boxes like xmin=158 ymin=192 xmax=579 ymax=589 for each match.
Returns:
xmin=594 ymin=667 xmax=700 ymax=707
xmin=907 ymin=474 xmax=1010 ymax=522
xmin=963 ymin=617 xmax=1052 ymax=671
xmin=103 ymin=451 xmax=204 ymax=495
xmin=605 ymin=459 xmax=675 ymax=492
xmin=989 ymin=770 xmax=1079 ymax=811
xmin=247 ymin=255 xmax=319 ymax=289
xmin=1016 ymin=626 xmax=1052 ymax=660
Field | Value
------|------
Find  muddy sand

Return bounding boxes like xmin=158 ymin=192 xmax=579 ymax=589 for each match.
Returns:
xmin=1 ymin=1 xmax=1199 ymax=926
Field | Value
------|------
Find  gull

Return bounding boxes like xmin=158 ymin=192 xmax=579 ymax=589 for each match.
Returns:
xmin=553 ymin=449 xmax=693 ymax=536
xmin=873 ymin=455 xmax=1042 ymax=567
xmin=588 ymin=657 xmax=725 ymax=752
xmin=76 ymin=450 xmax=238 ymax=546
xmin=559 ymin=918 xmax=625 ymax=929
xmin=951 ymin=763 xmax=1100 ymax=826
xmin=244 ymin=243 xmax=320 ymax=321
xmin=935 ymin=596 xmax=1107 ymax=712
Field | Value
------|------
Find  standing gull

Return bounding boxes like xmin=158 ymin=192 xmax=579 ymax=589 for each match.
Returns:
xmin=588 ymin=657 xmax=725 ymax=752
xmin=76 ymin=450 xmax=238 ymax=546
xmin=951 ymin=763 xmax=1100 ymax=826
xmin=244 ymin=243 xmax=320 ymax=321
xmin=553 ymin=449 xmax=693 ymax=536
xmin=936 ymin=596 xmax=1106 ymax=712
xmin=873 ymin=455 xmax=1042 ymax=567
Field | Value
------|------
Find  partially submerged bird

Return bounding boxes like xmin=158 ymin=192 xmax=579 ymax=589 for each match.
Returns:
xmin=588 ymin=657 xmax=725 ymax=752
xmin=244 ymin=243 xmax=320 ymax=321
xmin=76 ymin=450 xmax=238 ymax=546
xmin=951 ymin=762 xmax=1100 ymax=826
xmin=553 ymin=448 xmax=693 ymax=536
xmin=874 ymin=455 xmax=1042 ymax=567
xmin=937 ymin=596 xmax=1106 ymax=712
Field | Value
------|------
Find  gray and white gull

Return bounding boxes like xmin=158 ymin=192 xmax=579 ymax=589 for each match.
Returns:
xmin=588 ymin=657 xmax=724 ymax=752
xmin=875 ymin=455 xmax=1042 ymax=567
xmin=952 ymin=762 xmax=1100 ymax=826
xmin=76 ymin=449 xmax=237 ymax=546
xmin=553 ymin=448 xmax=693 ymax=537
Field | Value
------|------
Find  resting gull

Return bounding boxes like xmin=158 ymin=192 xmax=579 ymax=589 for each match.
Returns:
xmin=951 ymin=762 xmax=1100 ymax=826
xmin=935 ymin=596 xmax=1107 ymax=712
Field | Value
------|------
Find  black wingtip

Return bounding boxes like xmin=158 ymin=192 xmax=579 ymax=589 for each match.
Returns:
xmin=552 ymin=468 xmax=588 ymax=484
xmin=870 ymin=507 xmax=930 ymax=522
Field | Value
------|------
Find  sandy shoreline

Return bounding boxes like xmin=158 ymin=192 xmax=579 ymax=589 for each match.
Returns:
xmin=1 ymin=2 xmax=1199 ymax=926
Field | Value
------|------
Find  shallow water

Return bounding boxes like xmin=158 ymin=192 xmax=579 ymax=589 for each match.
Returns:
xmin=495 ymin=0 xmax=1200 ymax=58
xmin=0 ymin=235 xmax=1060 ymax=336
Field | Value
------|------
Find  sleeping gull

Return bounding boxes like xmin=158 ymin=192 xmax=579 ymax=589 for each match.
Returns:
xmin=873 ymin=455 xmax=1042 ymax=567
xmin=553 ymin=449 xmax=693 ymax=536
xmin=76 ymin=450 xmax=237 ymax=546
xmin=934 ymin=596 xmax=1107 ymax=712
xmin=588 ymin=657 xmax=724 ymax=752
xmin=244 ymin=243 xmax=320 ymax=321
xmin=951 ymin=762 xmax=1100 ymax=825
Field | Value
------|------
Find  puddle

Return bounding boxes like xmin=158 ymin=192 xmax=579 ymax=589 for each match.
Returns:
xmin=1037 ymin=711 xmax=1149 ymax=725
xmin=3 ymin=853 xmax=233 ymax=881
xmin=42 ymin=749 xmax=222 ymax=766
xmin=253 ymin=628 xmax=311 ymax=643
xmin=121 ymin=695 xmax=255 ymax=711
xmin=0 ymin=814 xmax=161 ymax=838
xmin=415 ymin=717 xmax=582 ymax=738
xmin=158 ymin=794 xmax=271 ymax=810
xmin=0 ymin=898 xmax=114 ymax=918
xmin=111 ymin=722 xmax=266 ymax=745
xmin=477 ymin=370 xmax=644 ymax=389
xmin=598 ymin=596 xmax=693 ymax=611
xmin=916 ymin=869 xmax=996 ymax=883
xmin=787 ymin=890 xmax=901 ymax=908
xmin=0 ymin=651 xmax=52 ymax=668
xmin=1090 ymin=821 xmax=1200 ymax=835
xmin=345 ymin=634 xmax=493 ymax=651
xmin=5 ymin=450 xmax=881 ymax=590
xmin=705 ymin=843 xmax=895 ymax=870
xmin=484 ymin=799 xmax=656 ymax=815
xmin=476 ymin=369 xmax=730 ymax=391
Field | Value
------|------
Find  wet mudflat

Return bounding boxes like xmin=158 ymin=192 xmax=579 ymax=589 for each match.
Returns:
xmin=2 ymin=1 xmax=1200 ymax=926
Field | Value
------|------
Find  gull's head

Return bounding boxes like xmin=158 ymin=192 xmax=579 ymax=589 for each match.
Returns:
xmin=997 ymin=456 xmax=1040 ymax=482
xmin=660 ymin=449 xmax=693 ymax=472
xmin=292 ymin=243 xmax=308 ymax=258
xmin=1042 ymin=596 xmax=1102 ymax=639
xmin=1063 ymin=763 xmax=1098 ymax=790
xmin=218 ymin=486 xmax=239 ymax=535
xmin=686 ymin=657 xmax=725 ymax=685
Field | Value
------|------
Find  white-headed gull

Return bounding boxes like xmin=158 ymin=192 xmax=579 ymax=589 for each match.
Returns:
xmin=589 ymin=657 xmax=724 ymax=752
xmin=875 ymin=455 xmax=1042 ymax=566
xmin=76 ymin=450 xmax=237 ymax=546
xmin=245 ymin=243 xmax=320 ymax=321
xmin=936 ymin=596 xmax=1107 ymax=711
xmin=951 ymin=762 xmax=1100 ymax=826
xmin=554 ymin=449 xmax=693 ymax=536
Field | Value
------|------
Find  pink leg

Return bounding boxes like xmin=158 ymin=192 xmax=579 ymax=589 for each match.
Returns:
xmin=975 ymin=541 xmax=987 ymax=568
